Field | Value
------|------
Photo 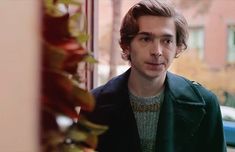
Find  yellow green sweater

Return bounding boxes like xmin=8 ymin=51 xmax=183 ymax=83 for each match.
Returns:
xmin=129 ymin=91 xmax=164 ymax=152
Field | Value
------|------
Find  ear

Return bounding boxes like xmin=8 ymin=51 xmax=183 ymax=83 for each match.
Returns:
xmin=175 ymin=48 xmax=182 ymax=58
xmin=121 ymin=45 xmax=131 ymax=60
xmin=120 ymin=44 xmax=130 ymax=52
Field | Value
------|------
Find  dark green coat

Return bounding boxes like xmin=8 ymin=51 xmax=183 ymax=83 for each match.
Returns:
xmin=85 ymin=69 xmax=227 ymax=152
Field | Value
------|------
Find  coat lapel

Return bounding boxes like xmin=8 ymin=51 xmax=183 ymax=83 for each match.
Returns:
xmin=156 ymin=90 xmax=175 ymax=152
xmin=116 ymin=84 xmax=142 ymax=152
xmin=157 ymin=72 xmax=206 ymax=152
xmin=105 ymin=69 xmax=142 ymax=152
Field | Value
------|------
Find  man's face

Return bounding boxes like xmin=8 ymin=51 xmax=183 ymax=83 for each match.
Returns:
xmin=127 ymin=15 xmax=180 ymax=80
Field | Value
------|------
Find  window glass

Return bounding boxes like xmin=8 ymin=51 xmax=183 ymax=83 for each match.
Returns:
xmin=228 ymin=26 xmax=235 ymax=63
xmin=188 ymin=27 xmax=204 ymax=60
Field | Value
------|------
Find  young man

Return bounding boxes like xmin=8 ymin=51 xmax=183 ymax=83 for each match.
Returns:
xmin=85 ymin=0 xmax=227 ymax=151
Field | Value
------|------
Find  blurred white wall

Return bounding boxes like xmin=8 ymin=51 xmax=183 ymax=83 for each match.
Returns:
xmin=0 ymin=0 xmax=40 ymax=151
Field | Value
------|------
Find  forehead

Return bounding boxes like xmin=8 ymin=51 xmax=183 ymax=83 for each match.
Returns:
xmin=137 ymin=15 xmax=176 ymax=37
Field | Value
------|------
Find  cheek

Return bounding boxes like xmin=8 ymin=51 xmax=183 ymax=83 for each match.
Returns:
xmin=130 ymin=49 xmax=144 ymax=61
xmin=129 ymin=50 xmax=143 ymax=66
xmin=163 ymin=51 xmax=176 ymax=62
xmin=167 ymin=48 xmax=178 ymax=57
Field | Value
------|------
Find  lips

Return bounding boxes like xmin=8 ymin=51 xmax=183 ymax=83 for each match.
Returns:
xmin=146 ymin=62 xmax=164 ymax=66
xmin=145 ymin=61 xmax=164 ymax=70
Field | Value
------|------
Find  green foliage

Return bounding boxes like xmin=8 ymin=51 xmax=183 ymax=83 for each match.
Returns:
xmin=82 ymin=55 xmax=98 ymax=64
xmin=58 ymin=0 xmax=81 ymax=6
xmin=77 ymin=33 xmax=90 ymax=44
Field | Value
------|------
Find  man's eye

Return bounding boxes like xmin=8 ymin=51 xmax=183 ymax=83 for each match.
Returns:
xmin=140 ymin=36 xmax=152 ymax=42
xmin=163 ymin=39 xmax=173 ymax=44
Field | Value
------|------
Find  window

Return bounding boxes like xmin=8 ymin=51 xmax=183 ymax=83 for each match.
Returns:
xmin=188 ymin=27 xmax=204 ymax=59
xmin=227 ymin=26 xmax=235 ymax=63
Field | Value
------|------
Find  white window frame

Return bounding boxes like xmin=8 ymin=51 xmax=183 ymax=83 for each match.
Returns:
xmin=188 ymin=27 xmax=205 ymax=60
xmin=227 ymin=25 xmax=235 ymax=63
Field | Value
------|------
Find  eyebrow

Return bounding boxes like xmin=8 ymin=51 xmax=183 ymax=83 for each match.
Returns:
xmin=137 ymin=31 xmax=174 ymax=38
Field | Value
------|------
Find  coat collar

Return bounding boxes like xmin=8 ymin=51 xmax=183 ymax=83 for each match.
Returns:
xmin=103 ymin=68 xmax=205 ymax=107
xmin=166 ymin=71 xmax=205 ymax=106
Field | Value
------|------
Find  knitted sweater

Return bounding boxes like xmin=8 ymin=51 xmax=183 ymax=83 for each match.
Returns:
xmin=129 ymin=91 xmax=164 ymax=152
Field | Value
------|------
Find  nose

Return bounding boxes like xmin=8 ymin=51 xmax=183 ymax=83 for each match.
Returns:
xmin=150 ymin=40 xmax=163 ymax=56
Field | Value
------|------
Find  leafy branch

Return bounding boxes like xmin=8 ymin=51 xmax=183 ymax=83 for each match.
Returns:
xmin=40 ymin=0 xmax=107 ymax=152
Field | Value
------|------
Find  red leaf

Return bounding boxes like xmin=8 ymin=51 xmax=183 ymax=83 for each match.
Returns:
xmin=41 ymin=70 xmax=95 ymax=118
xmin=42 ymin=13 xmax=71 ymax=43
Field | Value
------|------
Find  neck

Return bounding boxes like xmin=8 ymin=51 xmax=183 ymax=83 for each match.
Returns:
xmin=128 ymin=69 xmax=166 ymax=97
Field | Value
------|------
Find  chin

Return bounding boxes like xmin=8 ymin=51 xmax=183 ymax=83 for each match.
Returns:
xmin=144 ymin=70 xmax=165 ymax=79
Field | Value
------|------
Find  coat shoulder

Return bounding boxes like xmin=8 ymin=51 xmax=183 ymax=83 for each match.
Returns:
xmin=179 ymin=74 xmax=219 ymax=106
xmin=166 ymin=72 xmax=219 ymax=106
